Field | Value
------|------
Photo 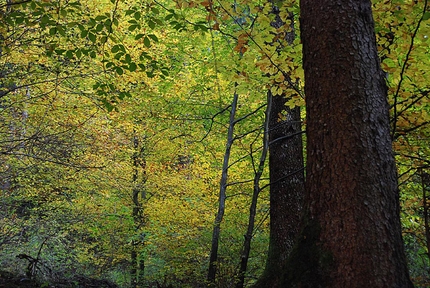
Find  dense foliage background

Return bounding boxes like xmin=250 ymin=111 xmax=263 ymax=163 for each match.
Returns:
xmin=1 ymin=0 xmax=429 ymax=287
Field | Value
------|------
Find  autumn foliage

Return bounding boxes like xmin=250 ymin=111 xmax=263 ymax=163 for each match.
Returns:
xmin=0 ymin=0 xmax=429 ymax=287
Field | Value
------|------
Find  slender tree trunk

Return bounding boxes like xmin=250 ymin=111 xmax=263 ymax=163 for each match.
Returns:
xmin=283 ymin=1 xmax=413 ymax=286
xmin=207 ymin=92 xmax=238 ymax=284
xmin=420 ymin=168 xmax=430 ymax=262
xmin=236 ymin=91 xmax=271 ymax=288
xmin=131 ymin=133 xmax=139 ymax=288
xmin=131 ymin=131 xmax=146 ymax=288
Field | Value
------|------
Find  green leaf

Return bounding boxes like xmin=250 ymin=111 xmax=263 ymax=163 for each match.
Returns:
xmin=49 ymin=27 xmax=57 ymax=35
xmin=118 ymin=91 xmax=131 ymax=100
xmin=95 ymin=15 xmax=107 ymax=21
xmin=93 ymin=82 xmax=100 ymax=90
xmin=41 ymin=15 xmax=50 ymax=24
xmin=101 ymin=99 xmax=114 ymax=112
xmin=423 ymin=12 xmax=430 ymax=21
xmin=135 ymin=34 xmax=144 ymax=40
xmin=161 ymin=69 xmax=169 ymax=76
xmin=104 ymin=19 xmax=112 ymax=29
xmin=60 ymin=8 xmax=67 ymax=17
xmin=67 ymin=22 xmax=78 ymax=28
xmin=128 ymin=25 xmax=138 ymax=32
xmin=81 ymin=29 xmax=88 ymax=38
xmin=134 ymin=12 xmax=141 ymax=20
xmin=96 ymin=23 xmax=104 ymax=32
xmin=66 ymin=50 xmax=74 ymax=59
xmin=140 ymin=52 xmax=152 ymax=60
xmin=126 ymin=9 xmax=135 ymax=16
xmin=148 ymin=20 xmax=156 ymax=30
xmin=75 ymin=49 xmax=82 ymax=59
xmin=88 ymin=18 xmax=96 ymax=28
xmin=115 ymin=66 xmax=124 ymax=75
xmin=114 ymin=52 xmax=124 ymax=60
xmin=125 ymin=54 xmax=132 ymax=63
xmin=88 ymin=33 xmax=97 ymax=43
xmin=129 ymin=62 xmax=137 ymax=72
xmin=173 ymin=23 xmax=184 ymax=31
xmin=57 ymin=25 xmax=65 ymax=36
xmin=148 ymin=34 xmax=158 ymax=42
xmin=15 ymin=17 xmax=24 ymax=24
xmin=144 ymin=36 xmax=151 ymax=47
xmin=111 ymin=45 xmax=120 ymax=53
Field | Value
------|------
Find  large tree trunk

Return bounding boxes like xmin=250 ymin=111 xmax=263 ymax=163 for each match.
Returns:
xmin=254 ymin=4 xmax=305 ymax=287
xmin=254 ymin=97 xmax=304 ymax=288
xmin=268 ymin=101 xmax=304 ymax=269
xmin=283 ymin=1 xmax=413 ymax=287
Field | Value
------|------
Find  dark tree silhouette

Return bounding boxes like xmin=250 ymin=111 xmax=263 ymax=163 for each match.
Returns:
xmin=279 ymin=0 xmax=414 ymax=287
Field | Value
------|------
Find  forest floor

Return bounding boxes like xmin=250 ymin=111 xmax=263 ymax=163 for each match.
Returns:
xmin=0 ymin=270 xmax=118 ymax=288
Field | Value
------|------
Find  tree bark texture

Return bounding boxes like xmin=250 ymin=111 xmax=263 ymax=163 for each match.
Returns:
xmin=254 ymin=96 xmax=304 ymax=288
xmin=268 ymin=98 xmax=305 ymax=266
xmin=286 ymin=1 xmax=413 ymax=287
xmin=267 ymin=3 xmax=305 ymax=272
xmin=254 ymin=4 xmax=305 ymax=286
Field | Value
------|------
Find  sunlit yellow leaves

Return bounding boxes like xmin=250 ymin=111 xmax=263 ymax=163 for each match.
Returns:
xmin=270 ymin=85 xmax=283 ymax=96
xmin=3 ymin=0 xmax=430 ymax=286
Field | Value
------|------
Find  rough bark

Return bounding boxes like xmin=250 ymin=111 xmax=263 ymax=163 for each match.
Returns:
xmin=266 ymin=8 xmax=304 ymax=272
xmin=254 ymin=97 xmax=304 ymax=288
xmin=283 ymin=1 xmax=413 ymax=287
xmin=254 ymin=4 xmax=305 ymax=286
